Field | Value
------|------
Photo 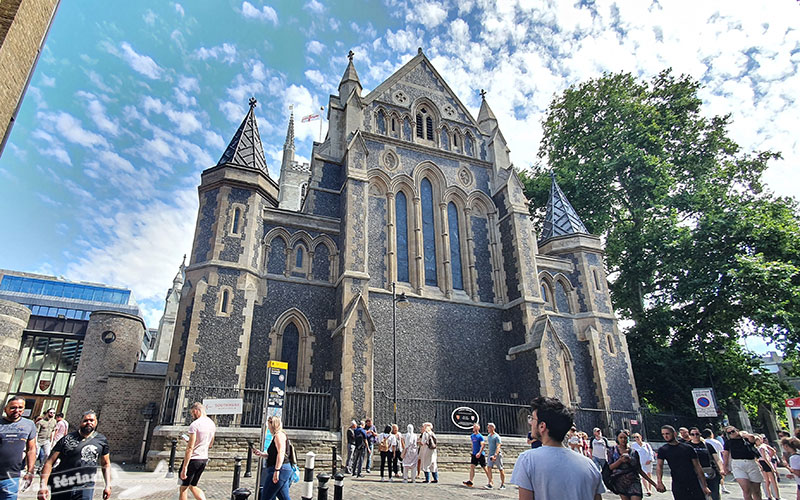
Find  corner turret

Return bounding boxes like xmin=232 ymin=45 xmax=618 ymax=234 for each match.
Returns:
xmin=338 ymin=50 xmax=362 ymax=100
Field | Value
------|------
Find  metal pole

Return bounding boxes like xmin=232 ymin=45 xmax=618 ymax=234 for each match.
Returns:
xmin=244 ymin=441 xmax=253 ymax=478
xmin=333 ymin=472 xmax=344 ymax=500
xmin=166 ymin=438 xmax=177 ymax=478
xmin=331 ymin=446 xmax=337 ymax=475
xmin=392 ymin=281 xmax=397 ymax=423
xmin=301 ymin=452 xmax=316 ymax=500
xmin=317 ymin=473 xmax=331 ymax=500
xmin=232 ymin=457 xmax=242 ymax=495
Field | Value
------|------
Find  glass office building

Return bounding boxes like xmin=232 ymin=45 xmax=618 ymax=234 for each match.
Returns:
xmin=0 ymin=270 xmax=142 ymax=417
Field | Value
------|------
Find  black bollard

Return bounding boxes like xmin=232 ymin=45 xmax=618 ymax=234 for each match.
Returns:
xmin=333 ymin=472 xmax=344 ymax=500
xmin=244 ymin=441 xmax=253 ymax=478
xmin=317 ymin=473 xmax=331 ymax=500
xmin=232 ymin=457 xmax=242 ymax=498
xmin=231 ymin=487 xmax=251 ymax=500
xmin=166 ymin=438 xmax=178 ymax=478
xmin=331 ymin=446 xmax=337 ymax=475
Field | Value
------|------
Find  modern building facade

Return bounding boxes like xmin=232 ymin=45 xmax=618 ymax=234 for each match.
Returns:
xmin=167 ymin=49 xmax=640 ymax=432
xmin=0 ymin=269 xmax=142 ymax=417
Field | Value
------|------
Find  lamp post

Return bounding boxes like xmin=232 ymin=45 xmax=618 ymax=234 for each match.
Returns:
xmin=392 ymin=282 xmax=409 ymax=423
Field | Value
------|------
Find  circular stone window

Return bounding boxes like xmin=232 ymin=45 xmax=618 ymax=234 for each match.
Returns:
xmin=392 ymin=90 xmax=408 ymax=106
xmin=101 ymin=330 xmax=117 ymax=344
xmin=443 ymin=104 xmax=456 ymax=118
xmin=382 ymin=150 xmax=399 ymax=170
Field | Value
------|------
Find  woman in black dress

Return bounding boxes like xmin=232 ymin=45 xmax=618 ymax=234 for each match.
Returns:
xmin=608 ymin=431 xmax=659 ymax=500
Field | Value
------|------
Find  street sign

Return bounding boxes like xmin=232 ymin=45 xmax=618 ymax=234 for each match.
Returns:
xmin=203 ymin=398 xmax=243 ymax=415
xmin=786 ymin=397 xmax=800 ymax=435
xmin=451 ymin=406 xmax=479 ymax=429
xmin=692 ymin=388 xmax=718 ymax=417
xmin=257 ymin=360 xmax=289 ymax=500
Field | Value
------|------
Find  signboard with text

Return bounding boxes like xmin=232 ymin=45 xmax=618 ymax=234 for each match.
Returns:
xmin=202 ymin=398 xmax=243 ymax=415
xmin=786 ymin=397 xmax=800 ymax=435
xmin=451 ymin=406 xmax=479 ymax=430
xmin=692 ymin=388 xmax=718 ymax=417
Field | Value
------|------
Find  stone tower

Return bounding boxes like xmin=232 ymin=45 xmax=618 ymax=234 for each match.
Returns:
xmin=277 ymin=111 xmax=311 ymax=211
xmin=0 ymin=299 xmax=30 ymax=402
xmin=151 ymin=256 xmax=186 ymax=362
xmin=167 ymin=98 xmax=278 ymax=397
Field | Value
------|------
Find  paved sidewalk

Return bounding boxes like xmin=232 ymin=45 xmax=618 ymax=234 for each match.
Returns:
xmin=16 ymin=466 xmax=800 ymax=499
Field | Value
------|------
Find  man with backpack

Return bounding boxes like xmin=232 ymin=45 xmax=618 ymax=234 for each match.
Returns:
xmin=591 ymin=428 xmax=611 ymax=471
xmin=350 ymin=421 xmax=368 ymax=478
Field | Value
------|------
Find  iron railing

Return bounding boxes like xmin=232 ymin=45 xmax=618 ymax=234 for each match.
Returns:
xmin=160 ymin=383 xmax=333 ymax=430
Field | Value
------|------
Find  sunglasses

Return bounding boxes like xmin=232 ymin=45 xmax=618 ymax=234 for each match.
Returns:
xmin=690 ymin=432 xmax=700 ymax=436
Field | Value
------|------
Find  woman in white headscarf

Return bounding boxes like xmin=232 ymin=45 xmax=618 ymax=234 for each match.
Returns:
xmin=401 ymin=424 xmax=419 ymax=483
xmin=418 ymin=422 xmax=439 ymax=483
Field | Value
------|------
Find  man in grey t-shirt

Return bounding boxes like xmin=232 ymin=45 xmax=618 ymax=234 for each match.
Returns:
xmin=1 ymin=396 xmax=37 ymax=499
xmin=510 ymin=397 xmax=605 ymax=500
xmin=485 ymin=423 xmax=505 ymax=490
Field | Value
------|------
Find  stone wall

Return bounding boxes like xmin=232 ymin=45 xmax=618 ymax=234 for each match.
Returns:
xmin=145 ymin=426 xmax=529 ymax=473
xmin=0 ymin=0 xmax=58 ymax=145
xmin=100 ymin=372 xmax=165 ymax=463
xmin=0 ymin=299 xmax=30 ymax=402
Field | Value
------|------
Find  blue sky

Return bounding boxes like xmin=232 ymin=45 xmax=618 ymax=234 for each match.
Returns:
xmin=1 ymin=0 xmax=798 ymax=349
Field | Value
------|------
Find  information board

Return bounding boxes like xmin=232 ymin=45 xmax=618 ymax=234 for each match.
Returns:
xmin=692 ymin=387 xmax=718 ymax=417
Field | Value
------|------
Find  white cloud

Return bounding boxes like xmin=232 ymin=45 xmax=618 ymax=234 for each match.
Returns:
xmin=406 ymin=1 xmax=447 ymax=29
xmin=304 ymin=69 xmax=325 ymax=87
xmin=65 ymin=191 xmax=198 ymax=329
xmin=86 ymin=99 xmax=119 ymax=135
xmin=305 ymin=0 xmax=324 ymax=13
xmin=175 ymin=3 xmax=185 ymax=16
xmin=178 ymin=75 xmax=199 ymax=92
xmin=240 ymin=1 xmax=278 ymax=25
xmin=205 ymin=131 xmax=225 ymax=150
xmin=329 ymin=18 xmax=340 ymax=30
xmin=33 ymin=130 xmax=72 ymax=166
xmin=38 ymin=111 xmax=109 ymax=149
xmin=86 ymin=70 xmax=113 ymax=92
xmin=143 ymin=9 xmax=156 ymax=25
xmin=40 ymin=74 xmax=56 ymax=87
xmin=194 ymin=43 xmax=238 ymax=64
xmin=306 ymin=40 xmax=325 ymax=55
xmin=118 ymin=42 xmax=163 ymax=80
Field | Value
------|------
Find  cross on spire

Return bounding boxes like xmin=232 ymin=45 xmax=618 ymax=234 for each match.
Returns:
xmin=347 ymin=50 xmax=354 ymax=62
xmin=480 ymin=89 xmax=487 ymax=100
xmin=249 ymin=97 xmax=258 ymax=108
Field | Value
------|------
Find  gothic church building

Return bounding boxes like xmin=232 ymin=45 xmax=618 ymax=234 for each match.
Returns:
xmin=167 ymin=49 xmax=639 ymax=431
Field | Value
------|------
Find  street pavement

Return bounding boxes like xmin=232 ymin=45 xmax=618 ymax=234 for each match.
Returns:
xmin=15 ymin=466 xmax=800 ymax=500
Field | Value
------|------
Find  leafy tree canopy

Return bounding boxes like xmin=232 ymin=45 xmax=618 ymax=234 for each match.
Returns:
xmin=522 ymin=69 xmax=800 ymax=417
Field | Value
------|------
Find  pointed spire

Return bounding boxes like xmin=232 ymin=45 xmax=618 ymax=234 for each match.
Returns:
xmin=338 ymin=50 xmax=362 ymax=98
xmin=173 ymin=255 xmax=186 ymax=286
xmin=540 ymin=173 xmax=589 ymax=243
xmin=284 ymin=107 xmax=295 ymax=151
xmin=477 ymin=90 xmax=498 ymax=133
xmin=217 ymin=97 xmax=269 ymax=174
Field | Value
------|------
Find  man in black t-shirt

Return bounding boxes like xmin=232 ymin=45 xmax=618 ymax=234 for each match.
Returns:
xmin=38 ymin=411 xmax=111 ymax=500
xmin=656 ymin=425 xmax=711 ymax=500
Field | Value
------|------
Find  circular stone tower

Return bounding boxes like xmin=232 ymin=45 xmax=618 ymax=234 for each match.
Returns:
xmin=0 ymin=299 xmax=31 ymax=402
xmin=66 ymin=310 xmax=145 ymax=424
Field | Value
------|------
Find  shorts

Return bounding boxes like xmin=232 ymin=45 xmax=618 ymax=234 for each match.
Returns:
xmin=470 ymin=454 xmax=486 ymax=467
xmin=181 ymin=459 xmax=208 ymax=487
xmin=758 ymin=459 xmax=773 ymax=472
xmin=670 ymin=480 xmax=705 ymax=500
xmin=731 ymin=459 xmax=763 ymax=483
xmin=487 ymin=453 xmax=503 ymax=469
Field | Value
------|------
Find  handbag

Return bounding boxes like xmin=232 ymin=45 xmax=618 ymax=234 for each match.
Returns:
xmin=288 ymin=441 xmax=300 ymax=484
xmin=601 ymin=462 xmax=616 ymax=494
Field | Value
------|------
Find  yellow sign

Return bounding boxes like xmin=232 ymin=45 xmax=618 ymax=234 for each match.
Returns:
xmin=267 ymin=360 xmax=288 ymax=370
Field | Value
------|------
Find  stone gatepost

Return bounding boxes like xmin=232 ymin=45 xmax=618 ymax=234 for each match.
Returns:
xmin=66 ymin=310 xmax=145 ymax=425
xmin=0 ymin=299 xmax=30 ymax=402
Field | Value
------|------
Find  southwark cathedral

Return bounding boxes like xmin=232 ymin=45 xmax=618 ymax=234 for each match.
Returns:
xmin=166 ymin=49 xmax=640 ymax=432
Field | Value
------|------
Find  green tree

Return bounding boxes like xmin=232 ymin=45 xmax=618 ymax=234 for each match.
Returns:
xmin=522 ymin=70 xmax=800 ymax=417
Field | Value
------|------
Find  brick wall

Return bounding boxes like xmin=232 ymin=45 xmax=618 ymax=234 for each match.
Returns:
xmin=100 ymin=372 xmax=165 ymax=463
xmin=145 ymin=427 xmax=530 ymax=473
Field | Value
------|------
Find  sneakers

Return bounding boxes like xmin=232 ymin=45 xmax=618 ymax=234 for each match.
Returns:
xmin=484 ymin=484 xmax=493 ymax=489
xmin=463 ymin=480 xmax=473 ymax=487
xmin=499 ymin=485 xmax=506 ymax=490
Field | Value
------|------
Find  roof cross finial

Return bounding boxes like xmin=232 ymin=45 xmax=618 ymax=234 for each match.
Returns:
xmin=347 ymin=50 xmax=354 ymax=62
xmin=249 ymin=97 xmax=257 ymax=109
xmin=480 ymin=89 xmax=487 ymax=100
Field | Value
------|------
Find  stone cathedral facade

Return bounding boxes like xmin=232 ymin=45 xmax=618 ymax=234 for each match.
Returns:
xmin=167 ymin=49 xmax=640 ymax=431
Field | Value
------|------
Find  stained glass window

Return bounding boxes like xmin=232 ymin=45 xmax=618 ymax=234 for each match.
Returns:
xmin=448 ymin=202 xmax=463 ymax=290
xmin=281 ymin=322 xmax=300 ymax=387
xmin=395 ymin=192 xmax=410 ymax=283
xmin=421 ymin=179 xmax=437 ymax=286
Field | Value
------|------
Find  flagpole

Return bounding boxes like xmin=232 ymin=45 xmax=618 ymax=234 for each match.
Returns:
xmin=319 ymin=106 xmax=324 ymax=142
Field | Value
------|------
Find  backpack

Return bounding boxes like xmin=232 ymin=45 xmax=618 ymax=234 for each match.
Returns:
xmin=428 ymin=433 xmax=437 ymax=450
xmin=378 ymin=435 xmax=390 ymax=452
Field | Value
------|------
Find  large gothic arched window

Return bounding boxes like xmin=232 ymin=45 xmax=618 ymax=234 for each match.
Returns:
xmin=448 ymin=202 xmax=463 ymax=290
xmin=395 ymin=191 xmax=410 ymax=283
xmin=421 ymin=179 xmax=437 ymax=286
xmin=280 ymin=322 xmax=300 ymax=387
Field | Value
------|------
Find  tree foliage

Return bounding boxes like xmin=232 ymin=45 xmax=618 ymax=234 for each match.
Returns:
xmin=521 ymin=70 xmax=800 ymax=417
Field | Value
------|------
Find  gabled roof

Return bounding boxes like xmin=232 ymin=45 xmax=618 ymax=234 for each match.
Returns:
xmin=363 ymin=48 xmax=481 ymax=129
xmin=217 ymin=97 xmax=269 ymax=174
xmin=540 ymin=173 xmax=589 ymax=242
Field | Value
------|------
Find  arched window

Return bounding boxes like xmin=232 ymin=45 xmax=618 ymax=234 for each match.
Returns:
xmin=301 ymin=183 xmax=307 ymax=199
xmin=440 ymin=128 xmax=450 ymax=151
xmin=607 ymin=334 xmax=616 ymax=354
xmin=218 ymin=286 xmax=233 ymax=316
xmin=421 ymin=178 xmax=437 ymax=286
xmin=295 ymin=245 xmax=304 ymax=268
xmin=593 ymin=269 xmax=603 ymax=291
xmin=377 ymin=110 xmax=386 ymax=135
xmin=453 ymin=133 xmax=459 ymax=148
xmin=465 ymin=133 xmax=474 ymax=156
xmin=232 ymin=207 xmax=241 ymax=235
xmin=281 ymin=322 xmax=300 ymax=387
xmin=416 ymin=107 xmax=434 ymax=141
xmin=541 ymin=284 xmax=549 ymax=303
xmin=448 ymin=202 xmax=463 ymax=290
xmin=415 ymin=114 xmax=423 ymax=138
xmin=391 ymin=116 xmax=397 ymax=137
xmin=425 ymin=116 xmax=433 ymax=140
xmin=395 ymin=191 xmax=410 ymax=283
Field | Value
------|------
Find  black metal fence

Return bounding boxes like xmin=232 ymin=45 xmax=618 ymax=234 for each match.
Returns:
xmin=160 ymin=383 xmax=333 ymax=431
xmin=640 ymin=408 xmax=723 ymax=441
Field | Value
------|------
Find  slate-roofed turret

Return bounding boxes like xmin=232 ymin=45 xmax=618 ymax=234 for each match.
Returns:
xmin=338 ymin=50 xmax=362 ymax=99
xmin=477 ymin=90 xmax=498 ymax=133
xmin=540 ymin=173 xmax=589 ymax=243
xmin=217 ymin=97 xmax=269 ymax=175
